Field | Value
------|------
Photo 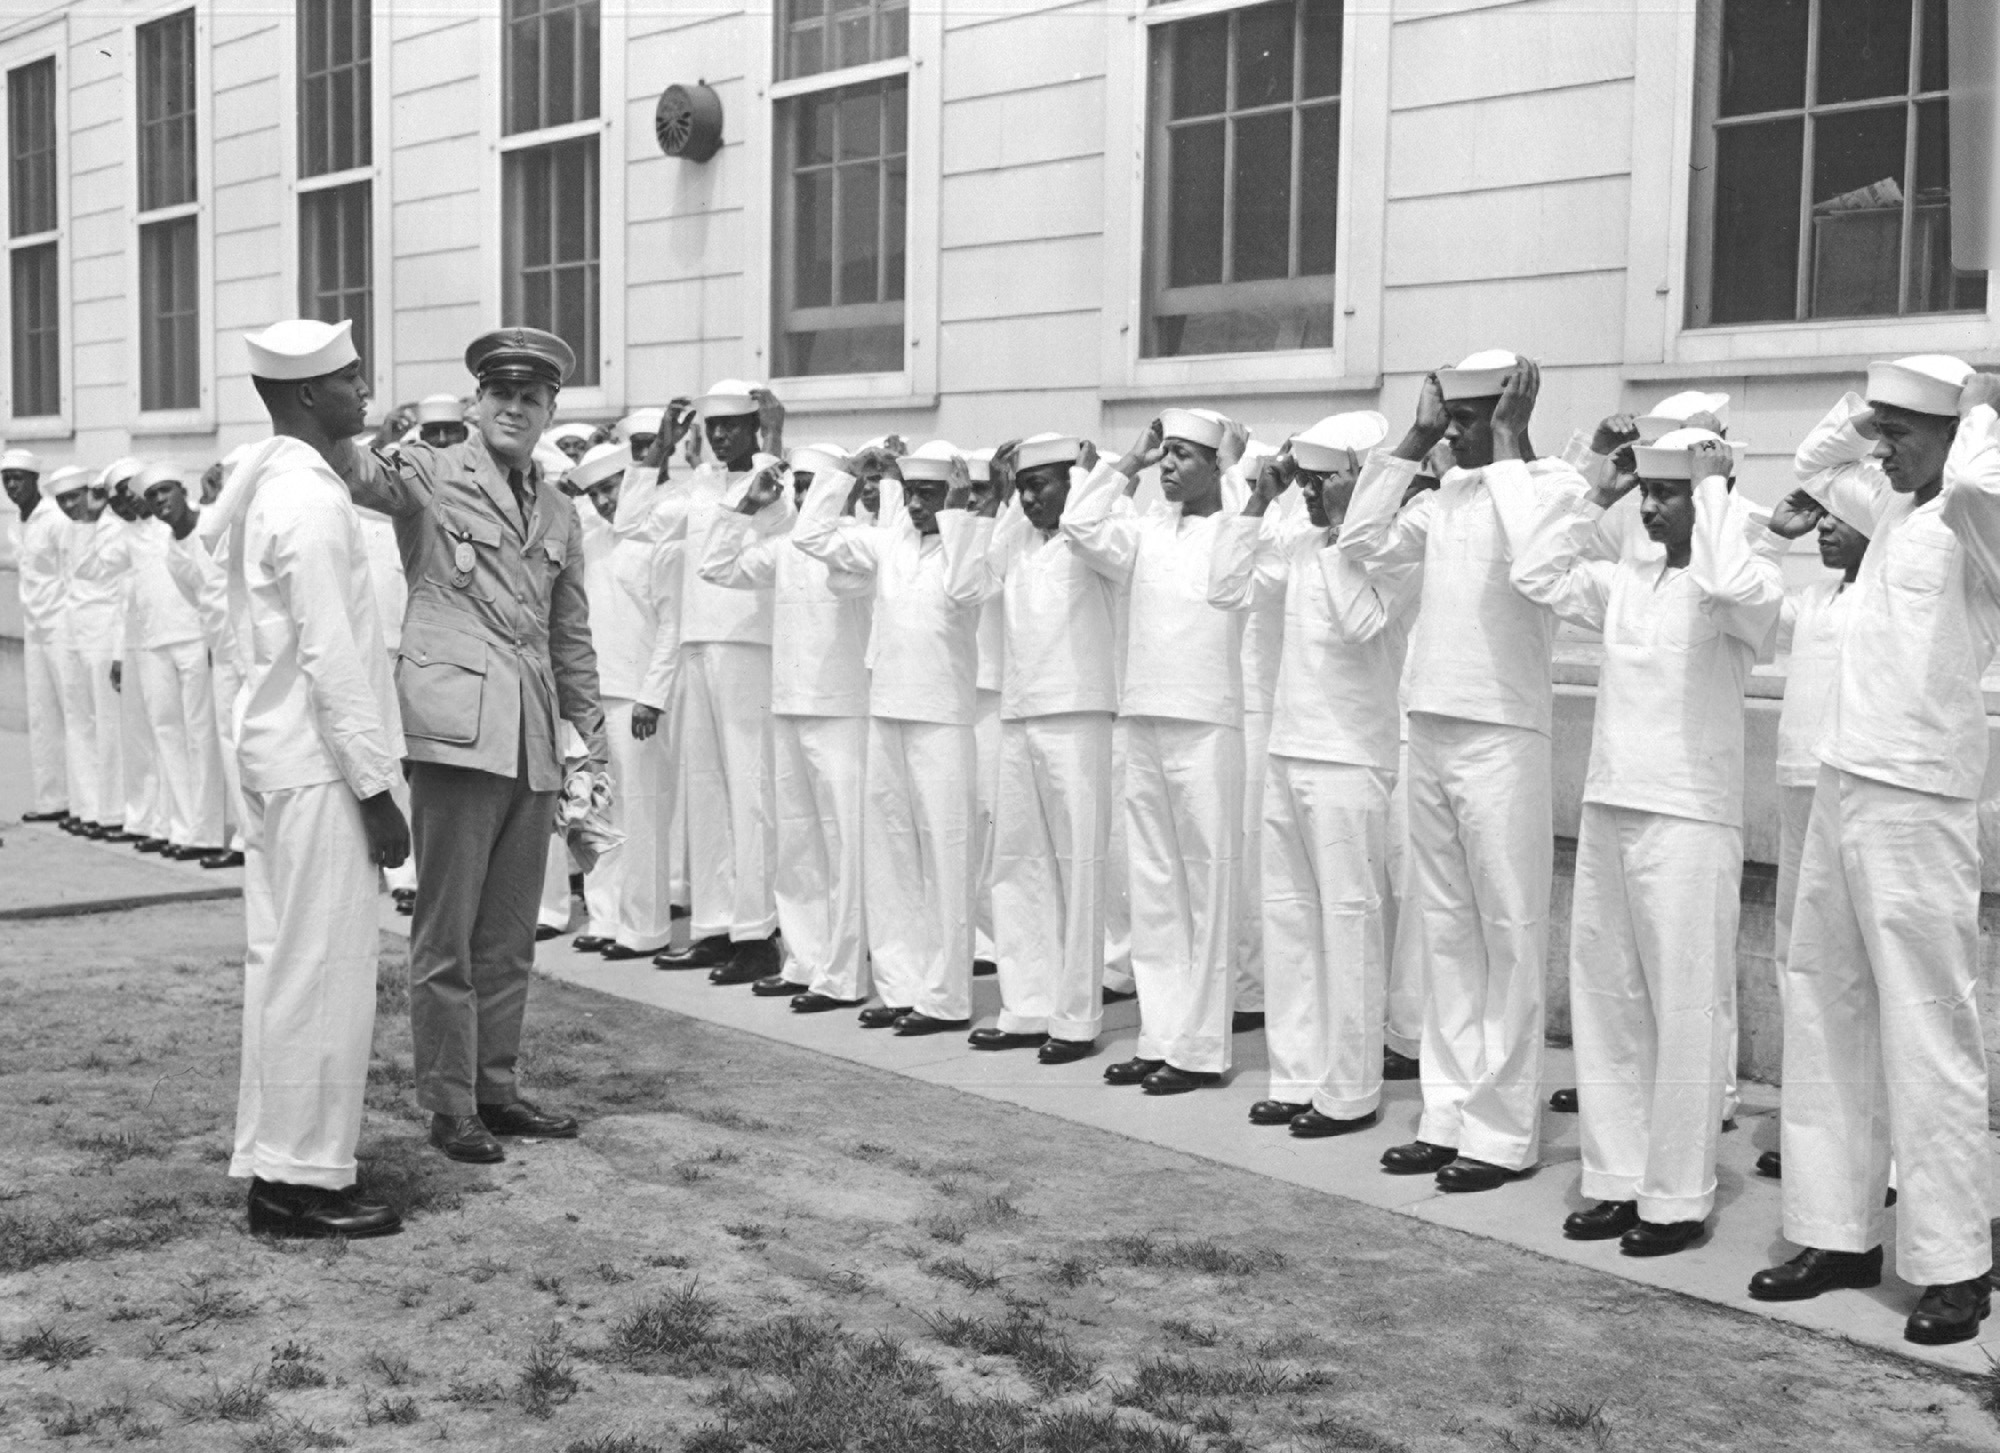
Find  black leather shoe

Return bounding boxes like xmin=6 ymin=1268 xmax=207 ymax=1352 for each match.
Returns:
xmin=792 ymin=992 xmax=865 ymax=1013
xmin=752 ymin=975 xmax=811 ymax=998
xmin=247 ymin=1178 xmax=402 ymax=1240
xmin=1102 ymin=986 xmax=1136 ymax=1004
xmin=600 ymin=943 xmax=656 ymax=961
xmin=1142 ymin=1065 xmax=1219 ymax=1095
xmin=1038 ymin=1037 xmax=1097 ymax=1065
xmin=1382 ymin=1048 xmax=1419 ymax=1081
xmin=973 ymin=958 xmax=997 ymax=978
xmin=1548 ymin=1087 xmax=1578 ymax=1113
xmin=1748 ymin=1246 xmax=1883 ymax=1302
xmin=894 ymin=1013 xmax=971 ymax=1036
xmin=429 ymin=1114 xmax=505 ymax=1163
xmin=1436 ymin=1157 xmax=1526 ymax=1193
xmin=572 ymin=935 xmax=612 ymax=954
xmin=655 ymin=935 xmax=734 ymax=971
xmin=59 ymin=816 xmax=83 ymax=832
xmin=1755 ymin=1149 xmax=1782 ymax=1179
xmin=164 ymin=843 xmax=208 ymax=860
xmin=534 ymin=924 xmax=563 ymax=941
xmin=135 ymin=837 xmax=168 ymax=853
xmin=1621 ymin=1219 xmax=1704 ymax=1257
xmin=105 ymin=829 xmax=137 ymax=843
xmin=1563 ymin=1200 xmax=1639 ymax=1241
xmin=713 ymin=934 xmax=780 ymax=983
xmin=1231 ymin=1011 xmax=1266 ymax=1033
xmin=477 ymin=1099 xmax=579 ymax=1139
xmin=201 ymin=849 xmax=245 ymax=869
xmin=21 ymin=809 xmax=67 ymax=822
xmin=1380 ymin=1140 xmax=1456 ymax=1175
xmin=857 ymin=1005 xmax=914 ymax=1029
xmin=1906 ymin=1279 xmax=1991 ymax=1345
xmin=1249 ymin=1099 xmax=1309 ymax=1126
xmin=1290 ymin=1108 xmax=1378 ymax=1138
xmin=968 ymin=1028 xmax=1047 ymax=1051
xmin=392 ymin=888 xmax=416 ymax=915
xmin=1104 ymin=1057 xmax=1165 ymax=1086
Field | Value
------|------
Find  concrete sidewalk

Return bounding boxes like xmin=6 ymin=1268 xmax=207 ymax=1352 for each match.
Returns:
xmin=371 ymin=895 xmax=1999 ymax=1379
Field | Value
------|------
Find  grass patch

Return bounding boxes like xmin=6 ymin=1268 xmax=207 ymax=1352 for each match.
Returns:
xmin=361 ymin=1392 xmax=421 ymax=1426
xmin=919 ymin=1211 xmax=968 ymax=1244
xmin=564 ymin=1438 xmax=663 ymax=1453
xmin=362 ymin=1349 xmax=417 ymax=1385
xmin=237 ymin=1417 xmax=350 ymax=1451
xmin=1104 ymin=1234 xmax=1285 ymax=1277
xmin=1303 ymin=1414 xmax=1409 ymax=1452
xmin=1161 ymin=1318 xmax=1221 ymax=1347
xmin=604 ymin=1280 xmax=724 ymax=1365
xmin=179 ymin=1374 xmax=272 ymax=1423
xmin=1114 ymin=1354 xmax=1334 ymax=1422
xmin=267 ymin=1339 xmax=328 ymax=1389
xmin=4 ymin=1323 xmax=94 ymax=1366
xmin=925 ymin=1256 xmax=1001 ymax=1292
xmin=922 ymin=1307 xmax=1096 ymax=1395
xmin=520 ymin=1337 xmax=582 ymax=1417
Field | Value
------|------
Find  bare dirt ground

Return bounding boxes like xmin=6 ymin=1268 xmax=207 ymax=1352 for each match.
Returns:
xmin=2 ymin=900 xmax=1997 ymax=1453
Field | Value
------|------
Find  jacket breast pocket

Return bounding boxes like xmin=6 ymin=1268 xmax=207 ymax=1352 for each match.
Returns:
xmin=396 ymin=621 xmax=488 ymax=745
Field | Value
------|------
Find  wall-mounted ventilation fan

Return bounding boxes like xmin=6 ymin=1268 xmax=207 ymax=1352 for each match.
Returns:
xmin=655 ymin=83 xmax=723 ymax=163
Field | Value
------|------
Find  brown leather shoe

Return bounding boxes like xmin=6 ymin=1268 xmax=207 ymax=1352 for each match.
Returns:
xmin=430 ymin=1113 xmax=505 ymax=1163
xmin=477 ymin=1099 xmax=578 ymax=1139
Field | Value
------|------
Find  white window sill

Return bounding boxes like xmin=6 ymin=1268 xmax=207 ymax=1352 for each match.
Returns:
xmin=1649 ymin=312 xmax=2000 ymax=380
xmin=4 ymin=416 xmax=72 ymax=440
xmin=130 ymin=408 xmax=214 ymax=437
xmin=783 ymin=391 xmax=939 ymax=417
xmin=1101 ymin=374 xmax=1381 ymax=403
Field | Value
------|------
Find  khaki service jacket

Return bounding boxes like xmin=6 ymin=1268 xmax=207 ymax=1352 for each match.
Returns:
xmin=342 ymin=431 xmax=606 ymax=792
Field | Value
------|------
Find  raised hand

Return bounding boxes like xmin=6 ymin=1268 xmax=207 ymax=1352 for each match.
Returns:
xmin=1768 ymin=489 xmax=1826 ymax=540
xmin=1245 ymin=454 xmax=1294 ymax=517
xmin=1218 ymin=416 xmax=1250 ymax=473
xmin=753 ymin=387 xmax=787 ymax=457
xmin=1077 ymin=438 xmax=1100 ymax=474
xmin=1397 ymin=373 xmax=1450 ymax=461
xmin=1960 ymin=371 xmax=2000 ymax=418
xmin=1119 ymin=418 xmax=1166 ymax=478
xmin=737 ymin=458 xmax=789 ymax=514
xmin=1687 ymin=436 xmax=1735 ymax=488
xmin=1491 ymin=358 xmax=1541 ymax=449
xmin=942 ymin=453 xmax=974 ymax=512
xmin=1591 ymin=413 xmax=1640 ymax=457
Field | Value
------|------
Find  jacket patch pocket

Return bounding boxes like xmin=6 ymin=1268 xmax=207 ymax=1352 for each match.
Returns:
xmin=396 ymin=621 xmax=488 ymax=745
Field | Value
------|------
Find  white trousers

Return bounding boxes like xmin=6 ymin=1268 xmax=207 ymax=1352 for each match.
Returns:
xmin=60 ymin=647 xmax=121 ymax=826
xmin=1127 ymin=717 xmax=1243 ymax=1074
xmin=1407 ymin=713 xmax=1551 ymax=1171
xmin=1261 ymin=756 xmax=1395 ymax=1115
xmin=865 ymin=717 xmax=976 ymax=1021
xmin=1103 ymin=719 xmax=1134 ymax=994
xmin=992 ymin=713 xmax=1114 ymax=1041
xmin=212 ymin=649 xmax=248 ymax=850
xmin=138 ymin=640 xmax=225 ymax=847
xmin=120 ymin=646 xmax=165 ymax=838
xmin=23 ymin=637 xmax=67 ymax=813
xmin=539 ymin=834 xmax=573 ymax=930
xmin=974 ymin=688 xmax=1001 ymax=959
xmin=1781 ymin=765 xmax=1992 ymax=1284
xmin=230 ymin=781 xmax=380 ymax=1189
xmin=681 ymin=643 xmax=778 ymax=942
xmin=772 ymin=713 xmax=869 ymax=1000
xmin=1571 ymin=804 xmax=1739 ymax=1223
xmin=583 ymin=698 xmax=678 ymax=952
xmin=1234 ymin=708 xmax=1271 ymax=1014
xmin=1774 ymin=782 xmax=1816 ymax=1008
xmin=1383 ymin=747 xmax=1423 ymax=1059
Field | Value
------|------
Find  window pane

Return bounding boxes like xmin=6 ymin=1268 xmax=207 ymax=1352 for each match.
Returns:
xmin=1231 ymin=110 xmax=1292 ymax=281
xmin=788 ymin=26 xmax=824 ymax=79
xmin=1236 ymin=2 xmax=1294 ymax=110
xmin=503 ymin=137 xmax=597 ymax=383
xmin=1718 ymin=0 xmax=1807 ymax=117
xmin=833 ymin=0 xmax=871 ymax=71
xmin=11 ymin=242 xmax=59 ymax=417
xmin=547 ymin=5 xmax=577 ymax=125
xmin=1298 ymin=102 xmax=1339 ymax=275
xmin=138 ymin=12 xmax=198 ymax=211
xmin=1710 ymin=116 xmax=1803 ymax=323
xmin=507 ymin=11 xmax=542 ymax=133
xmin=837 ymin=88 xmax=881 ymax=161
xmin=793 ymin=168 xmax=834 ymax=308
xmin=802 ymin=91 xmax=836 ymax=166
xmin=837 ymin=162 xmax=880 ymax=304
xmin=1808 ymin=104 xmax=1906 ymax=318
xmin=140 ymin=216 xmax=198 ymax=410
xmin=10 ymin=58 xmax=58 ymax=237
xmin=1167 ymin=120 xmax=1226 ymax=287
xmin=302 ymin=0 xmax=327 ymax=74
xmin=1172 ymin=14 xmax=1228 ymax=119
xmin=579 ymin=1 xmax=600 ymax=120
xmin=884 ymin=155 xmax=906 ymax=302
xmin=1919 ymin=0 xmax=1949 ymax=92
xmin=778 ymin=0 xmax=902 ymax=79
xmin=1909 ymin=98 xmax=1989 ymax=312
xmin=1301 ymin=0 xmax=1342 ymax=99
xmin=1816 ymin=0 xmax=1912 ymax=106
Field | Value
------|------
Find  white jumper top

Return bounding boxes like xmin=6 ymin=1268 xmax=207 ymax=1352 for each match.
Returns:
xmin=986 ymin=496 xmax=1121 ymax=721
xmin=1774 ymin=578 xmax=1853 ymax=790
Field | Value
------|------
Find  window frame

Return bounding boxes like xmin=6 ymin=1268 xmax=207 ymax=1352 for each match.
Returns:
xmin=278 ymin=0 xmax=391 ymax=406
xmin=125 ymin=2 xmax=213 ymax=434
xmin=0 ymin=27 xmax=70 ymax=435
xmin=481 ymin=2 xmax=624 ymax=414
xmin=1625 ymin=0 xmax=2000 ymax=383
xmin=1099 ymin=0 xmax=1386 ymax=400
xmin=742 ymin=1 xmax=940 ymax=412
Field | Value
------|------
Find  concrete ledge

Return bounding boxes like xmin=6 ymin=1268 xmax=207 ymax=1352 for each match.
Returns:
xmin=0 ymin=886 xmax=241 ymax=920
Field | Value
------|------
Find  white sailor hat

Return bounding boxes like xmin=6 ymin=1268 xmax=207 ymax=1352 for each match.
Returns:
xmin=1436 ymin=349 xmax=1519 ymax=402
xmin=788 ymin=443 xmax=849 ymax=478
xmin=1632 ymin=427 xmax=1747 ymax=481
xmin=136 ymin=462 xmax=189 ymax=495
xmin=896 ymin=439 xmax=962 ymax=483
xmin=696 ymin=379 xmax=763 ymax=419
xmin=613 ymin=408 xmax=665 ymax=442
xmin=1 ymin=447 xmax=40 ymax=474
xmin=245 ymin=317 xmax=358 ymax=381
xmin=546 ymin=422 xmax=598 ymax=445
xmin=40 ymin=465 xmax=89 ymax=498
xmin=1637 ymin=390 xmax=1730 ymax=444
xmin=1866 ymin=354 xmax=1974 ymax=418
xmin=1290 ymin=412 xmax=1391 ymax=474
xmin=416 ymin=393 xmax=463 ymax=425
xmin=1015 ymin=433 xmax=1081 ymax=472
xmin=100 ymin=456 xmax=144 ymax=492
xmin=534 ymin=440 xmax=574 ymax=480
xmin=966 ymin=447 xmax=996 ymax=483
xmin=1159 ymin=408 xmax=1226 ymax=450
xmin=568 ymin=441 xmax=629 ymax=490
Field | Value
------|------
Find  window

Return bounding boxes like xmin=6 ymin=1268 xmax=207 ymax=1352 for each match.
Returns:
xmin=1689 ymin=0 xmax=1987 ymax=327
xmin=501 ymin=0 xmax=599 ymax=385
xmin=297 ymin=0 xmax=373 ymax=371
xmin=8 ymin=57 xmax=58 ymax=418
xmin=772 ymin=0 xmax=909 ymax=377
xmin=1141 ymin=0 xmax=1340 ymax=359
xmin=136 ymin=10 xmax=198 ymax=411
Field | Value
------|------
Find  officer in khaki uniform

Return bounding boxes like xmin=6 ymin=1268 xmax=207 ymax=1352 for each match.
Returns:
xmin=336 ymin=326 xmax=607 ymax=1165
